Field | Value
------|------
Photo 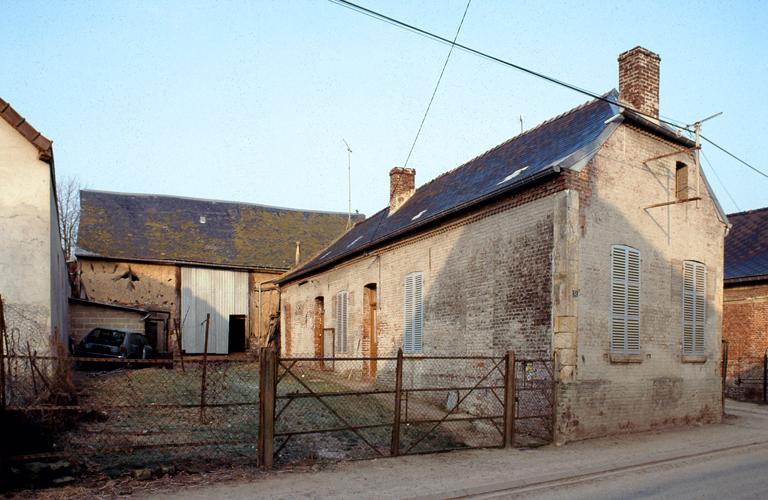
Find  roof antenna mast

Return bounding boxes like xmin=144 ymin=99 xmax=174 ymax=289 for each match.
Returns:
xmin=343 ymin=139 xmax=353 ymax=229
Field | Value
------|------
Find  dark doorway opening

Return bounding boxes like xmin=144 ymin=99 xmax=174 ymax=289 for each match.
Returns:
xmin=145 ymin=319 xmax=162 ymax=351
xmin=229 ymin=315 xmax=247 ymax=353
xmin=363 ymin=284 xmax=378 ymax=378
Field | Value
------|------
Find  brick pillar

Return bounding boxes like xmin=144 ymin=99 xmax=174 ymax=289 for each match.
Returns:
xmin=552 ymin=189 xmax=581 ymax=445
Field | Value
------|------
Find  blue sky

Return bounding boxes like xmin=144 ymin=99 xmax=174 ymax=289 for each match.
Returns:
xmin=2 ymin=0 xmax=766 ymax=216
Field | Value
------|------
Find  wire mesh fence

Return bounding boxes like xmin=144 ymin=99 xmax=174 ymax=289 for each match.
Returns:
xmin=1 ymin=354 xmax=261 ymax=479
xmin=725 ymin=354 xmax=767 ymax=403
xmin=2 ymin=348 xmax=558 ymax=484
xmin=514 ymin=358 xmax=555 ymax=446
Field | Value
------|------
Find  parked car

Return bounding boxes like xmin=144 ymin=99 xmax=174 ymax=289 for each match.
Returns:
xmin=75 ymin=328 xmax=154 ymax=360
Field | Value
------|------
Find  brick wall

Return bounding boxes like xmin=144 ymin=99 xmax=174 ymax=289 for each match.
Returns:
xmin=69 ymin=302 xmax=146 ymax=343
xmin=558 ymin=123 xmax=727 ymax=442
xmin=723 ymin=282 xmax=768 ymax=401
xmin=280 ymin=189 xmax=559 ymax=370
xmin=279 ymin=121 xmax=727 ymax=443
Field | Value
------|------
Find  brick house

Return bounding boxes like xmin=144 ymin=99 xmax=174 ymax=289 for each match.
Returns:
xmin=0 ymin=97 xmax=70 ymax=355
xmin=723 ymin=207 xmax=768 ymax=401
xmin=276 ymin=47 xmax=729 ymax=442
xmin=75 ymin=190 xmax=360 ymax=354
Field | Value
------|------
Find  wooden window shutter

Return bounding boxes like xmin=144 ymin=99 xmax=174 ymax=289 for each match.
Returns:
xmin=336 ymin=291 xmax=348 ymax=352
xmin=683 ymin=261 xmax=706 ymax=355
xmin=404 ymin=272 xmax=424 ymax=353
xmin=675 ymin=162 xmax=689 ymax=201
xmin=611 ymin=245 xmax=641 ymax=354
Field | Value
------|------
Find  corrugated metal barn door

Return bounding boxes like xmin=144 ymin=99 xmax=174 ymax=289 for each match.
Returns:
xmin=181 ymin=267 xmax=249 ymax=354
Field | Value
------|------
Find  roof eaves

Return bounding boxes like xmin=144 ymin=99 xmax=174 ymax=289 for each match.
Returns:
xmin=75 ymin=253 xmax=288 ymax=274
xmin=0 ymin=98 xmax=54 ymax=164
xmin=276 ymin=165 xmax=561 ymax=285
xmin=621 ymin=109 xmax=695 ymax=148
xmin=724 ymin=274 xmax=768 ymax=286
xmin=68 ymin=297 xmax=148 ymax=314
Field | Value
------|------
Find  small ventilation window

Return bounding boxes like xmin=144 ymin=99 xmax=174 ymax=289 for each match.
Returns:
xmin=675 ymin=162 xmax=688 ymax=201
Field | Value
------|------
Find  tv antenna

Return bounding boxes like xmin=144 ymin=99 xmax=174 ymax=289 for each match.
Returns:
xmin=342 ymin=139 xmax=353 ymax=229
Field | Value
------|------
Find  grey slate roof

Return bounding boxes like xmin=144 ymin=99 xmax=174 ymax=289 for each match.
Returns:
xmin=725 ymin=207 xmax=768 ymax=283
xmin=278 ymin=91 xmax=627 ymax=284
xmin=77 ymin=190 xmax=362 ymax=271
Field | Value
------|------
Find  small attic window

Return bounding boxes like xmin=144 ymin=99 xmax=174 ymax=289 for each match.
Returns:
xmin=199 ymin=216 xmax=207 ymax=224
xmin=497 ymin=166 xmax=529 ymax=185
xmin=675 ymin=162 xmax=688 ymax=201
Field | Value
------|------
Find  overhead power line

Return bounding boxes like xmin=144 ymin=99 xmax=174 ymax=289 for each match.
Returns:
xmin=329 ymin=0 xmax=688 ymax=130
xmin=329 ymin=0 xmax=768 ymax=181
xmin=701 ymin=151 xmax=740 ymax=212
xmin=700 ymin=135 xmax=768 ymax=180
xmin=403 ymin=0 xmax=472 ymax=167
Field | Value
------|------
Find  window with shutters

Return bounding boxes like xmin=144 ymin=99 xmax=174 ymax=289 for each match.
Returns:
xmin=610 ymin=245 xmax=641 ymax=354
xmin=682 ymin=261 xmax=706 ymax=355
xmin=336 ymin=290 xmax=348 ymax=353
xmin=403 ymin=272 xmax=424 ymax=354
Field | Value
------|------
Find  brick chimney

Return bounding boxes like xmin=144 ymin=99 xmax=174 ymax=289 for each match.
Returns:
xmin=389 ymin=167 xmax=415 ymax=213
xmin=618 ymin=46 xmax=660 ymax=119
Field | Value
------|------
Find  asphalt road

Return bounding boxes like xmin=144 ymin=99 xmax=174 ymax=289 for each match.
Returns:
xmin=481 ymin=443 xmax=768 ymax=500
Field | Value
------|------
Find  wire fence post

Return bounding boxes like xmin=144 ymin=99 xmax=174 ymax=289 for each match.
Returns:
xmin=259 ymin=347 xmax=276 ymax=469
xmin=199 ymin=313 xmax=210 ymax=423
xmin=551 ymin=350 xmax=559 ymax=444
xmin=0 ymin=294 xmax=6 ymax=411
xmin=721 ymin=340 xmax=728 ymax=413
xmin=390 ymin=348 xmax=403 ymax=456
xmin=763 ymin=350 xmax=767 ymax=404
xmin=503 ymin=351 xmax=515 ymax=448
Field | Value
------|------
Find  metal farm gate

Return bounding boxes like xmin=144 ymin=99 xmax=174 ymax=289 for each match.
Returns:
xmin=258 ymin=349 xmax=556 ymax=466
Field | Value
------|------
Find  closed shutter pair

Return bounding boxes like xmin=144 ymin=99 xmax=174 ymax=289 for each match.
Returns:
xmin=611 ymin=246 xmax=706 ymax=355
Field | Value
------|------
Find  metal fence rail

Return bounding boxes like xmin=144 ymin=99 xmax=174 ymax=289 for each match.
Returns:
xmin=261 ymin=349 xmax=557 ymax=467
xmin=725 ymin=353 xmax=768 ymax=403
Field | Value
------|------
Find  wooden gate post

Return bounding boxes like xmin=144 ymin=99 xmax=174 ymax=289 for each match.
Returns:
xmin=503 ymin=351 xmax=515 ymax=448
xmin=199 ymin=314 xmax=210 ymax=423
xmin=259 ymin=347 xmax=276 ymax=469
xmin=721 ymin=340 xmax=728 ymax=414
xmin=390 ymin=348 xmax=403 ymax=456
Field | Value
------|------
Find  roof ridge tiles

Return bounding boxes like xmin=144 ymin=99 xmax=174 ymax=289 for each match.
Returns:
xmin=727 ymin=206 xmax=768 ymax=218
xmin=80 ymin=189 xmax=356 ymax=216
